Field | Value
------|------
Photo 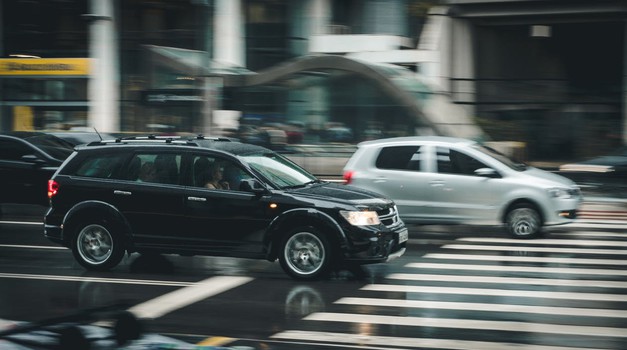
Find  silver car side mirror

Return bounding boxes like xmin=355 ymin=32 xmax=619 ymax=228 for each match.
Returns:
xmin=475 ymin=167 xmax=500 ymax=178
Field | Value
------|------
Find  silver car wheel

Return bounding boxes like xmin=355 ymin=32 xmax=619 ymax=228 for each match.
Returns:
xmin=76 ymin=224 xmax=113 ymax=265
xmin=507 ymin=207 xmax=541 ymax=238
xmin=283 ymin=231 xmax=325 ymax=276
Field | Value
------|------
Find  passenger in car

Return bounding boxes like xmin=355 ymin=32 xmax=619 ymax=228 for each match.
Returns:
xmin=138 ymin=162 xmax=156 ymax=182
xmin=205 ymin=163 xmax=230 ymax=190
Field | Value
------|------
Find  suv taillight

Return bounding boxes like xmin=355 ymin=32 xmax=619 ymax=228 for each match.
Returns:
xmin=342 ymin=171 xmax=354 ymax=184
xmin=48 ymin=180 xmax=59 ymax=198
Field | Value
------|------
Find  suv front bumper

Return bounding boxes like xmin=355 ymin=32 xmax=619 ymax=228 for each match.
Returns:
xmin=344 ymin=224 xmax=408 ymax=264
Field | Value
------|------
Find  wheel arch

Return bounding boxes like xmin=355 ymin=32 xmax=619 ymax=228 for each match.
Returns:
xmin=264 ymin=208 xmax=347 ymax=261
xmin=62 ymin=201 xmax=133 ymax=250
xmin=501 ymin=198 xmax=545 ymax=226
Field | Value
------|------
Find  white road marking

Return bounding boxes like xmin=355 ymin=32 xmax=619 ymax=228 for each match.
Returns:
xmin=271 ymin=330 xmax=590 ymax=350
xmin=304 ymin=313 xmax=627 ymax=338
xmin=551 ymin=232 xmax=627 ymax=238
xmin=336 ymin=297 xmax=627 ymax=318
xmin=406 ymin=262 xmax=627 ymax=276
xmin=568 ymin=222 xmax=627 ymax=229
xmin=442 ymin=244 xmax=626 ymax=255
xmin=128 ymin=276 xmax=252 ymax=320
xmin=458 ymin=237 xmax=627 ymax=247
xmin=361 ymin=284 xmax=627 ymax=302
xmin=0 ymin=272 xmax=192 ymax=286
xmin=387 ymin=273 xmax=627 ymax=289
xmin=424 ymin=253 xmax=627 ymax=265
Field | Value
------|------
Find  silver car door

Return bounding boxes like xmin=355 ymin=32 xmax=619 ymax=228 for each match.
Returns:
xmin=367 ymin=144 xmax=433 ymax=224
xmin=430 ymin=146 xmax=505 ymax=224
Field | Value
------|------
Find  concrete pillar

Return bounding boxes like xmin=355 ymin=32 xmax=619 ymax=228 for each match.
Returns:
xmin=623 ymin=21 xmax=627 ymax=145
xmin=88 ymin=0 xmax=119 ymax=132
xmin=287 ymin=0 xmax=330 ymax=132
xmin=450 ymin=18 xmax=476 ymax=118
xmin=214 ymin=0 xmax=245 ymax=67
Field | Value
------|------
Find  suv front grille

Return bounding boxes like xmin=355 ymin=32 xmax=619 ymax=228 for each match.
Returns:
xmin=377 ymin=205 xmax=402 ymax=229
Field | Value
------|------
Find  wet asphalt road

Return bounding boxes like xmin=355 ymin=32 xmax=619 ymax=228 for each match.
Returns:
xmin=1 ymin=201 xmax=626 ymax=350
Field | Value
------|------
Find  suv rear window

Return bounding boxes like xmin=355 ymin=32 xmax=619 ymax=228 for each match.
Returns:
xmin=73 ymin=153 xmax=126 ymax=179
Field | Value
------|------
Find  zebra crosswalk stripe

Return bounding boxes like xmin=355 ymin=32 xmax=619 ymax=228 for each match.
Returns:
xmin=272 ymin=230 xmax=627 ymax=348
xmin=361 ymin=284 xmax=627 ymax=302
xmin=304 ymin=312 xmax=627 ymax=338
xmin=386 ymin=273 xmax=627 ymax=289
xmin=271 ymin=330 xmax=591 ymax=350
xmin=423 ymin=253 xmax=627 ymax=265
xmin=405 ymin=262 xmax=627 ymax=276
xmin=336 ymin=297 xmax=627 ymax=318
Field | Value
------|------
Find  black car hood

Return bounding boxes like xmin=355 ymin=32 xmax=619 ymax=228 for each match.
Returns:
xmin=286 ymin=182 xmax=394 ymax=209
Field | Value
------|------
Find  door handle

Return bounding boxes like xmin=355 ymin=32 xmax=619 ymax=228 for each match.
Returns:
xmin=187 ymin=196 xmax=207 ymax=202
xmin=429 ymin=180 xmax=445 ymax=187
xmin=114 ymin=190 xmax=131 ymax=196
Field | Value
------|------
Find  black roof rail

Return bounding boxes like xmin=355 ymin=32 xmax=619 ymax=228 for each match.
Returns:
xmin=194 ymin=134 xmax=232 ymax=142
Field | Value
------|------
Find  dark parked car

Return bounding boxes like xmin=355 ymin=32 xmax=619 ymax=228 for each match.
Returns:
xmin=0 ymin=132 xmax=75 ymax=207
xmin=49 ymin=131 xmax=115 ymax=146
xmin=44 ymin=136 xmax=407 ymax=280
xmin=559 ymin=146 xmax=627 ymax=192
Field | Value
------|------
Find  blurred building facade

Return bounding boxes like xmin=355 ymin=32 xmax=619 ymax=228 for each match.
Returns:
xmin=0 ymin=0 xmax=625 ymax=160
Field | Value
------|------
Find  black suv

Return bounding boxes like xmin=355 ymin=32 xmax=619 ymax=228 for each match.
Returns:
xmin=44 ymin=136 xmax=407 ymax=280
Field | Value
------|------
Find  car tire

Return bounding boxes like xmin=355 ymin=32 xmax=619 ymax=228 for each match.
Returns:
xmin=72 ymin=222 xmax=125 ymax=271
xmin=505 ymin=204 xmax=542 ymax=239
xmin=279 ymin=226 xmax=333 ymax=281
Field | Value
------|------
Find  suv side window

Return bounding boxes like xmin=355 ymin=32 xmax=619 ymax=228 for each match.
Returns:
xmin=436 ymin=147 xmax=488 ymax=176
xmin=192 ymin=155 xmax=252 ymax=190
xmin=375 ymin=145 xmax=423 ymax=171
xmin=74 ymin=153 xmax=126 ymax=179
xmin=124 ymin=153 xmax=181 ymax=185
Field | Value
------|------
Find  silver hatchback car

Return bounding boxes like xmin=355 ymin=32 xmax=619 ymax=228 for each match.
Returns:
xmin=343 ymin=136 xmax=582 ymax=238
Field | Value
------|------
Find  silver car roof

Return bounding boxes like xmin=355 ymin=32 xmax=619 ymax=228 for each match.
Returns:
xmin=357 ymin=136 xmax=478 ymax=148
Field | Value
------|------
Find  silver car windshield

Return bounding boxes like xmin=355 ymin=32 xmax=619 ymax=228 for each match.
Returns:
xmin=241 ymin=152 xmax=318 ymax=189
xmin=472 ymin=144 xmax=527 ymax=171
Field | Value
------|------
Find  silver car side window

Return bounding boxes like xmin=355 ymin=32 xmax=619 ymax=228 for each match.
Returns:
xmin=375 ymin=145 xmax=423 ymax=171
xmin=436 ymin=147 xmax=488 ymax=176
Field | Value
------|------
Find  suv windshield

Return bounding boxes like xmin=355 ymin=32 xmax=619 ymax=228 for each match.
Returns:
xmin=241 ymin=152 xmax=317 ymax=189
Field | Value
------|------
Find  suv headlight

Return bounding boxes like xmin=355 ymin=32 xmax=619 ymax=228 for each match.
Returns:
xmin=547 ymin=188 xmax=573 ymax=199
xmin=340 ymin=210 xmax=380 ymax=226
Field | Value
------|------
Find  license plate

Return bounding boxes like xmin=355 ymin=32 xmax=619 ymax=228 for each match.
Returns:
xmin=398 ymin=229 xmax=408 ymax=243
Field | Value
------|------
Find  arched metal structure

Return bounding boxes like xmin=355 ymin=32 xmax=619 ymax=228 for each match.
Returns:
xmin=220 ymin=55 xmax=484 ymax=139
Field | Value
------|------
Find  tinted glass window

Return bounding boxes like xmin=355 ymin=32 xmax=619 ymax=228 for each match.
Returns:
xmin=123 ymin=153 xmax=181 ymax=185
xmin=0 ymin=139 xmax=31 ymax=161
xmin=436 ymin=147 xmax=488 ymax=176
xmin=23 ymin=134 xmax=74 ymax=160
xmin=192 ymin=155 xmax=253 ymax=191
xmin=375 ymin=146 xmax=422 ymax=171
xmin=74 ymin=153 xmax=127 ymax=179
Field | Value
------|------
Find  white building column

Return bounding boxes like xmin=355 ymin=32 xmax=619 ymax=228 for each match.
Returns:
xmin=214 ymin=0 xmax=245 ymax=67
xmin=287 ymin=0 xmax=331 ymax=127
xmin=449 ymin=17 xmax=476 ymax=118
xmin=88 ymin=0 xmax=119 ymax=132
xmin=623 ymin=21 xmax=627 ymax=145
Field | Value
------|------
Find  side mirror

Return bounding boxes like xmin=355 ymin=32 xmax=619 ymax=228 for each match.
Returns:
xmin=21 ymin=154 xmax=47 ymax=166
xmin=239 ymin=178 xmax=267 ymax=194
xmin=475 ymin=167 xmax=500 ymax=178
